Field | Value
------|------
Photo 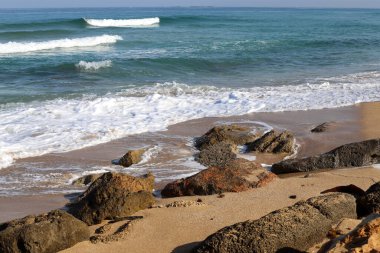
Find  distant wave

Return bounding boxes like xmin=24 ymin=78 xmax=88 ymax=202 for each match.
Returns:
xmin=84 ymin=17 xmax=160 ymax=27
xmin=0 ymin=35 xmax=122 ymax=54
xmin=76 ymin=60 xmax=112 ymax=71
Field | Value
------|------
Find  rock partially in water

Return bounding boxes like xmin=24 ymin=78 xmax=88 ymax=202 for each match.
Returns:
xmin=196 ymin=142 xmax=237 ymax=167
xmin=161 ymin=158 xmax=276 ymax=197
xmin=272 ymin=139 xmax=380 ymax=174
xmin=245 ymin=130 xmax=295 ymax=154
xmin=322 ymin=213 xmax=380 ymax=252
xmin=68 ymin=172 xmax=155 ymax=225
xmin=118 ymin=149 xmax=145 ymax=167
xmin=72 ymin=173 xmax=104 ymax=186
xmin=195 ymin=193 xmax=356 ymax=253
xmin=195 ymin=125 xmax=257 ymax=151
xmin=0 ymin=210 xmax=89 ymax=253
xmin=311 ymin=122 xmax=334 ymax=133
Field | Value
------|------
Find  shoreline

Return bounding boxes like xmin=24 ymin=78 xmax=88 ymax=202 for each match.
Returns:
xmin=0 ymin=101 xmax=379 ymax=224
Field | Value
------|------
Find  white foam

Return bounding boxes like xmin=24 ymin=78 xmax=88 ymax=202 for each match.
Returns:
xmin=1 ymin=78 xmax=380 ymax=169
xmin=84 ymin=17 xmax=160 ymax=27
xmin=0 ymin=35 xmax=122 ymax=54
xmin=76 ymin=60 xmax=112 ymax=71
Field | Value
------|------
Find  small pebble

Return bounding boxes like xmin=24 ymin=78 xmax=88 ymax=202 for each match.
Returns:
xmin=217 ymin=193 xmax=225 ymax=198
xmin=289 ymin=195 xmax=297 ymax=199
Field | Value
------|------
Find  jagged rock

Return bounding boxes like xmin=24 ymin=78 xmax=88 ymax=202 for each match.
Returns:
xmin=322 ymin=214 xmax=380 ymax=252
xmin=311 ymin=122 xmax=333 ymax=133
xmin=245 ymin=130 xmax=295 ymax=154
xmin=272 ymin=139 xmax=380 ymax=174
xmin=68 ymin=172 xmax=155 ymax=225
xmin=72 ymin=173 xmax=104 ymax=186
xmin=358 ymin=181 xmax=380 ymax=217
xmin=195 ymin=125 xmax=257 ymax=151
xmin=196 ymin=142 xmax=237 ymax=167
xmin=118 ymin=149 xmax=145 ymax=167
xmin=195 ymin=193 xmax=356 ymax=253
xmin=161 ymin=158 xmax=276 ymax=197
xmin=0 ymin=210 xmax=89 ymax=253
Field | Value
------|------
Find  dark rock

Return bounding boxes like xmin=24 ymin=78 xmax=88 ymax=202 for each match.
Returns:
xmin=0 ymin=210 xmax=89 ymax=253
xmin=118 ymin=149 xmax=145 ymax=167
xmin=68 ymin=172 xmax=155 ymax=225
xmin=321 ymin=184 xmax=366 ymax=198
xmin=289 ymin=195 xmax=297 ymax=199
xmin=196 ymin=142 xmax=237 ymax=167
xmin=311 ymin=122 xmax=333 ymax=133
xmin=358 ymin=181 xmax=380 ymax=216
xmin=195 ymin=193 xmax=356 ymax=253
xmin=195 ymin=125 xmax=257 ymax=151
xmin=245 ymin=130 xmax=295 ymax=154
xmin=272 ymin=139 xmax=380 ymax=174
xmin=72 ymin=173 xmax=104 ymax=186
xmin=161 ymin=158 xmax=276 ymax=197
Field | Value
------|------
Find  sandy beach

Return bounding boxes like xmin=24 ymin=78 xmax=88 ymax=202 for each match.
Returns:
xmin=0 ymin=101 xmax=379 ymax=252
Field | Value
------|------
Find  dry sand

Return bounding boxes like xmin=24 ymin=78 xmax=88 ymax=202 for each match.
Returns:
xmin=1 ymin=102 xmax=380 ymax=252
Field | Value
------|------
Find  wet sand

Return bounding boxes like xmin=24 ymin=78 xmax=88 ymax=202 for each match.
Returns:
xmin=1 ymin=102 xmax=380 ymax=251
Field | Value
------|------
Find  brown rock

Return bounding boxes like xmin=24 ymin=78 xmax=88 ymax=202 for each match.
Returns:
xmin=72 ymin=173 xmax=104 ymax=186
xmin=68 ymin=172 xmax=155 ymax=225
xmin=272 ymin=139 xmax=380 ymax=174
xmin=196 ymin=142 xmax=237 ymax=167
xmin=245 ymin=130 xmax=295 ymax=154
xmin=195 ymin=125 xmax=257 ymax=151
xmin=323 ymin=214 xmax=380 ymax=252
xmin=161 ymin=158 xmax=276 ymax=197
xmin=118 ymin=149 xmax=145 ymax=167
xmin=195 ymin=193 xmax=356 ymax=253
xmin=0 ymin=210 xmax=89 ymax=253
xmin=311 ymin=122 xmax=334 ymax=133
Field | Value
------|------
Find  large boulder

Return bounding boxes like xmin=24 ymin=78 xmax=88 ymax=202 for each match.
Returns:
xmin=245 ymin=130 xmax=295 ymax=154
xmin=68 ymin=172 xmax=155 ymax=225
xmin=196 ymin=142 xmax=237 ymax=167
xmin=358 ymin=181 xmax=380 ymax=216
xmin=161 ymin=159 xmax=276 ymax=197
xmin=118 ymin=149 xmax=145 ymax=167
xmin=195 ymin=125 xmax=257 ymax=151
xmin=322 ymin=214 xmax=380 ymax=252
xmin=0 ymin=210 xmax=89 ymax=253
xmin=195 ymin=193 xmax=356 ymax=253
xmin=272 ymin=139 xmax=380 ymax=174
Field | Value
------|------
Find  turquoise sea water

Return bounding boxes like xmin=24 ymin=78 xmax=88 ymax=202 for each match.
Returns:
xmin=1 ymin=8 xmax=380 ymax=194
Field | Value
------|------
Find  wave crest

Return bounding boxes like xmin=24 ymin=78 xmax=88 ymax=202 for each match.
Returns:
xmin=0 ymin=35 xmax=123 ymax=54
xmin=76 ymin=60 xmax=112 ymax=71
xmin=84 ymin=17 xmax=160 ymax=27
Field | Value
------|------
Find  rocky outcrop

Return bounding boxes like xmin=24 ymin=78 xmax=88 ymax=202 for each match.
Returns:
xmin=245 ymin=130 xmax=295 ymax=154
xmin=195 ymin=193 xmax=356 ymax=253
xmin=311 ymin=122 xmax=333 ymax=133
xmin=272 ymin=139 xmax=380 ymax=174
xmin=322 ymin=214 xmax=380 ymax=252
xmin=195 ymin=125 xmax=257 ymax=151
xmin=118 ymin=149 xmax=145 ymax=167
xmin=0 ymin=210 xmax=89 ymax=253
xmin=196 ymin=142 xmax=237 ymax=167
xmin=358 ymin=181 xmax=380 ymax=216
xmin=68 ymin=172 xmax=155 ymax=225
xmin=161 ymin=158 xmax=276 ymax=197
xmin=72 ymin=173 xmax=104 ymax=186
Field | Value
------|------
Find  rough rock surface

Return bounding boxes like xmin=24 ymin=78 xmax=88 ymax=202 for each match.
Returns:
xmin=358 ymin=181 xmax=380 ymax=216
xmin=195 ymin=193 xmax=356 ymax=253
xmin=118 ymin=149 xmax=145 ymax=167
xmin=0 ymin=210 xmax=89 ymax=253
xmin=196 ymin=142 xmax=237 ymax=167
xmin=323 ymin=214 xmax=380 ymax=252
xmin=311 ymin=122 xmax=333 ymax=133
xmin=195 ymin=125 xmax=257 ymax=151
xmin=161 ymin=158 xmax=276 ymax=197
xmin=68 ymin=172 xmax=155 ymax=225
xmin=245 ymin=130 xmax=295 ymax=154
xmin=72 ymin=173 xmax=104 ymax=186
xmin=272 ymin=139 xmax=380 ymax=174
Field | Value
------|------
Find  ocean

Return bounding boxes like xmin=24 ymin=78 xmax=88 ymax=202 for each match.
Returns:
xmin=1 ymin=7 xmax=380 ymax=195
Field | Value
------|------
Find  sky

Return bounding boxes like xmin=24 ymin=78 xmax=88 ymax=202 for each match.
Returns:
xmin=2 ymin=0 xmax=380 ymax=9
